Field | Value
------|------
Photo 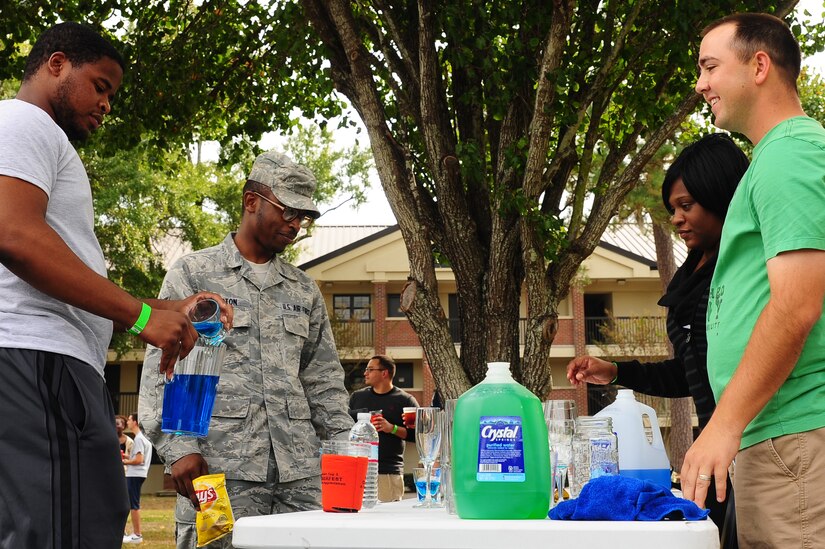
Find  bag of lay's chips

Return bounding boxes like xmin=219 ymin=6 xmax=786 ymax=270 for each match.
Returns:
xmin=194 ymin=473 xmax=235 ymax=547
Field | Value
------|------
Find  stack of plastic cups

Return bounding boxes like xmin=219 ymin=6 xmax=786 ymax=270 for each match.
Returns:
xmin=442 ymin=399 xmax=457 ymax=514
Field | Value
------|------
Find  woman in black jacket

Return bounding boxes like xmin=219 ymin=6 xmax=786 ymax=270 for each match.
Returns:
xmin=566 ymin=133 xmax=748 ymax=547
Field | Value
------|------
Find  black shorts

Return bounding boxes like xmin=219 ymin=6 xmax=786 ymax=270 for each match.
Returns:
xmin=126 ymin=477 xmax=146 ymax=510
xmin=0 ymin=348 xmax=129 ymax=548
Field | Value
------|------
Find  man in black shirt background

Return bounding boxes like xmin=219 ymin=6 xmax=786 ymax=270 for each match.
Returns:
xmin=349 ymin=355 xmax=419 ymax=501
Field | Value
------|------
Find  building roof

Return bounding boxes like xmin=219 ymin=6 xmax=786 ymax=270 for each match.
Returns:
xmin=296 ymin=225 xmax=397 ymax=267
xmin=601 ymin=222 xmax=688 ymax=266
xmin=297 ymin=222 xmax=687 ymax=270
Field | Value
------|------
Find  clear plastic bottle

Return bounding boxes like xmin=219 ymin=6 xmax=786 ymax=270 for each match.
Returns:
xmin=349 ymin=413 xmax=379 ymax=509
xmin=452 ymin=362 xmax=550 ymax=519
xmin=569 ymin=416 xmax=619 ymax=498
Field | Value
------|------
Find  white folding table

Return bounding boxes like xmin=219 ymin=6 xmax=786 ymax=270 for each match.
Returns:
xmin=232 ymin=497 xmax=719 ymax=549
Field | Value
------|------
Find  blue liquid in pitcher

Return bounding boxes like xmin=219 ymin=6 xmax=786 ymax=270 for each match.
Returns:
xmin=161 ymin=374 xmax=219 ymax=437
xmin=192 ymin=320 xmax=223 ymax=338
xmin=620 ymin=468 xmax=672 ymax=490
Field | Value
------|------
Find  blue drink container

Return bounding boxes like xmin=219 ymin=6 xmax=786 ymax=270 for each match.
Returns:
xmin=161 ymin=343 xmax=226 ymax=437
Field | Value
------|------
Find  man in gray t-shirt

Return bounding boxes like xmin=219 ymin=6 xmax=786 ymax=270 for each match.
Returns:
xmin=123 ymin=414 xmax=153 ymax=544
xmin=0 ymin=23 xmax=230 ymax=547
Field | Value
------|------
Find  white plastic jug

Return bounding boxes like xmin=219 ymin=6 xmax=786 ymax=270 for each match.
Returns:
xmin=594 ymin=390 xmax=671 ymax=489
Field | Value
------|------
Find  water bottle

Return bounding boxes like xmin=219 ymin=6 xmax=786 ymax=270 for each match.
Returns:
xmin=452 ymin=362 xmax=550 ymax=519
xmin=595 ymin=389 xmax=671 ymax=489
xmin=349 ymin=412 xmax=379 ymax=509
xmin=569 ymin=416 xmax=619 ymax=498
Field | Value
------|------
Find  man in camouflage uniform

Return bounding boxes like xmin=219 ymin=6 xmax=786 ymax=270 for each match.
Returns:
xmin=139 ymin=151 xmax=354 ymax=548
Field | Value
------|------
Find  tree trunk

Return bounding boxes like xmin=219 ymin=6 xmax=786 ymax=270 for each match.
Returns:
xmin=652 ymin=222 xmax=692 ymax=472
xmin=300 ymin=0 xmax=780 ymax=403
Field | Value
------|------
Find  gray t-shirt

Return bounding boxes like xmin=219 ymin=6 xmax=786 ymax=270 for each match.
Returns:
xmin=125 ymin=431 xmax=153 ymax=478
xmin=0 ymin=99 xmax=112 ymax=374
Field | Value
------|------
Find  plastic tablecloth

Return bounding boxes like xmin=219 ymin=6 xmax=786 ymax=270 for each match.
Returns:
xmin=232 ymin=497 xmax=719 ymax=549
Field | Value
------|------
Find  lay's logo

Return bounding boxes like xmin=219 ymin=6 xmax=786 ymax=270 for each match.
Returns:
xmin=196 ymin=486 xmax=218 ymax=509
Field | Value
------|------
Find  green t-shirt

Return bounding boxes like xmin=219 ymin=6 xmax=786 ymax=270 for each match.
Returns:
xmin=707 ymin=116 xmax=825 ymax=449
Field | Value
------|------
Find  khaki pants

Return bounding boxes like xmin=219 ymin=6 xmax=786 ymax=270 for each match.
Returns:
xmin=377 ymin=473 xmax=405 ymax=502
xmin=734 ymin=427 xmax=825 ymax=548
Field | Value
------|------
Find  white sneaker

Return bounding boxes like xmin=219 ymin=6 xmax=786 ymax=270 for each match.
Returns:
xmin=123 ymin=534 xmax=143 ymax=544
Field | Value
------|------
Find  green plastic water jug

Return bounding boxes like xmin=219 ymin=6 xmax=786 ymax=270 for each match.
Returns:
xmin=452 ymin=362 xmax=551 ymax=519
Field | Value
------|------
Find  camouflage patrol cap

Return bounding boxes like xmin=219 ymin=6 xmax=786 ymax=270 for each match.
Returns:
xmin=247 ymin=151 xmax=321 ymax=218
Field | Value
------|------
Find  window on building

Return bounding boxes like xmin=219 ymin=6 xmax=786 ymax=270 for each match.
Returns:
xmin=333 ymin=295 xmax=372 ymax=320
xmin=394 ymin=363 xmax=413 ymax=388
xmin=584 ymin=293 xmax=612 ymax=344
xmin=448 ymin=293 xmax=461 ymax=343
xmin=386 ymin=294 xmax=405 ymax=317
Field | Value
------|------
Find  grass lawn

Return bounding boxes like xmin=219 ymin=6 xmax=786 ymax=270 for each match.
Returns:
xmin=122 ymin=494 xmax=177 ymax=548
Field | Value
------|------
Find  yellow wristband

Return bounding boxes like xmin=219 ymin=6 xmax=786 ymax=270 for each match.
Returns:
xmin=391 ymin=424 xmax=399 ymax=435
xmin=127 ymin=303 xmax=152 ymax=335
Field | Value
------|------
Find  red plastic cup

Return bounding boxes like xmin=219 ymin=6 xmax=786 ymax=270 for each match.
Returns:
xmin=402 ymin=407 xmax=417 ymax=429
xmin=369 ymin=410 xmax=383 ymax=429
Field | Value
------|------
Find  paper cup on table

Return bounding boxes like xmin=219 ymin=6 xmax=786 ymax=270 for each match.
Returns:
xmin=320 ymin=441 xmax=370 ymax=512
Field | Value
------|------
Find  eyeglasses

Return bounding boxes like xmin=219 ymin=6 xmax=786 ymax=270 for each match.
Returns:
xmin=364 ymin=368 xmax=386 ymax=373
xmin=252 ymin=192 xmax=315 ymax=228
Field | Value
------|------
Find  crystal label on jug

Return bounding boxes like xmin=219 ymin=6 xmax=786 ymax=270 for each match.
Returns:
xmin=476 ymin=416 xmax=526 ymax=482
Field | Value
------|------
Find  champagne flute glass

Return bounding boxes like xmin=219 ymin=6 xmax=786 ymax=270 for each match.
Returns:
xmin=544 ymin=400 xmax=577 ymax=504
xmin=442 ymin=399 xmax=457 ymax=513
xmin=189 ymin=298 xmax=227 ymax=346
xmin=414 ymin=407 xmax=443 ymax=508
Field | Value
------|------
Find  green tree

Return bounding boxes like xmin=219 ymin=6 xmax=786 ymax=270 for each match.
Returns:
xmin=281 ymin=123 xmax=374 ymax=218
xmin=1 ymin=57 xmax=372 ymax=306
xmin=800 ymin=66 xmax=825 ymax=122
xmin=302 ymin=0 xmax=820 ymax=398
xmin=3 ymin=0 xmax=822 ymax=398
xmin=86 ymin=127 xmax=372 ymax=292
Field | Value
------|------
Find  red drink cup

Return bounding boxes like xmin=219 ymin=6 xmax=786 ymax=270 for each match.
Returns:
xmin=402 ymin=407 xmax=417 ymax=429
xmin=369 ymin=410 xmax=383 ymax=429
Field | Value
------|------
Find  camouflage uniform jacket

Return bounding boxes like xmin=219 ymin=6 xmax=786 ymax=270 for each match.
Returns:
xmin=139 ymin=233 xmax=354 ymax=483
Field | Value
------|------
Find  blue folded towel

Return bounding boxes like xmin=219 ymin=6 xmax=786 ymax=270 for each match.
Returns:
xmin=548 ymin=475 xmax=710 ymax=521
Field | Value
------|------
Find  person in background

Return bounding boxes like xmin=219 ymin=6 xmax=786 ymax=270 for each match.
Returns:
xmin=0 ymin=22 xmax=230 ymax=546
xmin=117 ymin=414 xmax=135 ymax=466
xmin=349 ymin=355 xmax=419 ymax=502
xmin=140 ymin=150 xmax=353 ymax=548
xmin=567 ymin=132 xmax=747 ymax=545
xmin=122 ymin=413 xmax=152 ymax=544
xmin=681 ymin=13 xmax=825 ymax=548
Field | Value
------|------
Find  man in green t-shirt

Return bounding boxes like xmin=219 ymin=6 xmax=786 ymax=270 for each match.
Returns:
xmin=683 ymin=13 xmax=825 ymax=547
